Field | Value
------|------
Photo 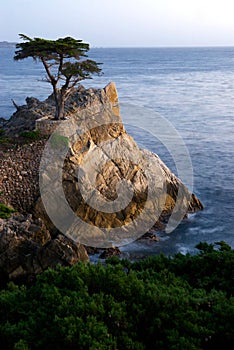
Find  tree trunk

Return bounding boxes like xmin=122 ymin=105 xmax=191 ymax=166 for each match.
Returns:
xmin=54 ymin=90 xmax=65 ymax=120
xmin=55 ymin=98 xmax=65 ymax=120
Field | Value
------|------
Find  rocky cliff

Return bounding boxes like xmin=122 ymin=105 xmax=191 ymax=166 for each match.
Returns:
xmin=31 ymin=82 xmax=203 ymax=246
xmin=0 ymin=82 xmax=203 ymax=278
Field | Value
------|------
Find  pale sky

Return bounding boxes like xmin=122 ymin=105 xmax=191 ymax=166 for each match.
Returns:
xmin=0 ymin=0 xmax=233 ymax=47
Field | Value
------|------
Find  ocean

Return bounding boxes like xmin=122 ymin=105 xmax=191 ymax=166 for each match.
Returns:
xmin=0 ymin=46 xmax=233 ymax=257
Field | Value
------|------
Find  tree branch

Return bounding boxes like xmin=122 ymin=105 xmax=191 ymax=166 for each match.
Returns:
xmin=40 ymin=57 xmax=57 ymax=86
xmin=58 ymin=54 xmax=63 ymax=74
xmin=11 ymin=99 xmax=20 ymax=111
xmin=69 ymin=77 xmax=84 ymax=89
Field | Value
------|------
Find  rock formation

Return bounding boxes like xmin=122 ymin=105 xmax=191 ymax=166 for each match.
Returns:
xmin=3 ymin=84 xmax=117 ymax=137
xmin=0 ymin=214 xmax=88 ymax=284
xmin=0 ymin=82 xmax=203 ymax=278
xmin=0 ymin=140 xmax=45 ymax=212
xmin=0 ymin=117 xmax=6 ymax=128
xmin=36 ymin=82 xmax=203 ymax=247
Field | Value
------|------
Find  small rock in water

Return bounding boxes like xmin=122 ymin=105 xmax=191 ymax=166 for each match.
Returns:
xmin=99 ymin=247 xmax=121 ymax=259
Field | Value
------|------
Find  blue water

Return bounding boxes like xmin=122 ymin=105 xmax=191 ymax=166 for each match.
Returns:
xmin=0 ymin=46 xmax=234 ymax=256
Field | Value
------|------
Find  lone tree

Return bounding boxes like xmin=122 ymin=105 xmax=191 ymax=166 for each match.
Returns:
xmin=14 ymin=34 xmax=102 ymax=120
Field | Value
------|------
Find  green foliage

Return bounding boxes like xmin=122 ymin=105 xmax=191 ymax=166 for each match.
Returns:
xmin=50 ymin=133 xmax=69 ymax=150
xmin=19 ymin=130 xmax=41 ymax=141
xmin=0 ymin=138 xmax=9 ymax=144
xmin=14 ymin=339 xmax=30 ymax=350
xmin=0 ymin=243 xmax=233 ymax=349
xmin=0 ymin=128 xmax=9 ymax=144
xmin=0 ymin=203 xmax=15 ymax=219
xmin=14 ymin=35 xmax=90 ymax=61
xmin=14 ymin=35 xmax=102 ymax=119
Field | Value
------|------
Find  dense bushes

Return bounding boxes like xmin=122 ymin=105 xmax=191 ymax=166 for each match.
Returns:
xmin=0 ymin=242 xmax=233 ymax=349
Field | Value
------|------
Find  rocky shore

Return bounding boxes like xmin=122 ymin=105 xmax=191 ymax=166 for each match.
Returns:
xmin=0 ymin=214 xmax=88 ymax=286
xmin=0 ymin=82 xmax=203 ymax=281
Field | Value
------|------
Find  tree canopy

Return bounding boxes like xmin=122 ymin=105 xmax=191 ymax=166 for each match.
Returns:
xmin=14 ymin=34 xmax=102 ymax=119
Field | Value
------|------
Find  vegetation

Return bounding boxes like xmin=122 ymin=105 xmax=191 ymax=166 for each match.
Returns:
xmin=19 ymin=130 xmax=41 ymax=141
xmin=0 ymin=203 xmax=15 ymax=219
xmin=50 ymin=133 xmax=69 ymax=150
xmin=0 ymin=129 xmax=9 ymax=144
xmin=0 ymin=242 xmax=233 ymax=349
xmin=14 ymin=35 xmax=102 ymax=120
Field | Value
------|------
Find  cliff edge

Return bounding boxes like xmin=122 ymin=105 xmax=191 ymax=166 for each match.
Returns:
xmin=0 ymin=82 xmax=203 ymax=278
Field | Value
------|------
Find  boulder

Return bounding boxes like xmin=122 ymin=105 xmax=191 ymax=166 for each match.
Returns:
xmin=0 ymin=214 xmax=88 ymax=282
xmin=99 ymin=247 xmax=121 ymax=259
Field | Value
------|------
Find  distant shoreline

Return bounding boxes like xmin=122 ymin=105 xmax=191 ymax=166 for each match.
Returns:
xmin=0 ymin=41 xmax=17 ymax=48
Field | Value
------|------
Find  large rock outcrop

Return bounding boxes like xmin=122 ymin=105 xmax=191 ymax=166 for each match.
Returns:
xmin=35 ymin=82 xmax=203 ymax=247
xmin=1 ymin=82 xmax=203 ymax=251
xmin=3 ymin=84 xmax=119 ymax=137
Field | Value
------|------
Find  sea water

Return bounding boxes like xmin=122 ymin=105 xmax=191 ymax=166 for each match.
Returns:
xmin=0 ymin=46 xmax=233 ymax=257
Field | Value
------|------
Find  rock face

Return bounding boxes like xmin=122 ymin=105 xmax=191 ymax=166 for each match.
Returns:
xmin=0 ymin=141 xmax=45 ymax=213
xmin=3 ymin=97 xmax=45 ymax=136
xmin=1 ymin=82 xmax=203 ymax=252
xmin=0 ymin=117 xmax=6 ymax=128
xmin=0 ymin=214 xmax=88 ymax=282
xmin=36 ymin=82 xmax=203 ymax=247
xmin=3 ymin=84 xmax=119 ymax=137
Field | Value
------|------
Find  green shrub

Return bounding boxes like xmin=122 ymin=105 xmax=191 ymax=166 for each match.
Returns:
xmin=49 ymin=133 xmax=69 ymax=150
xmin=0 ymin=243 xmax=233 ymax=349
xmin=19 ymin=130 xmax=41 ymax=141
xmin=0 ymin=129 xmax=9 ymax=144
xmin=0 ymin=203 xmax=15 ymax=219
xmin=0 ymin=137 xmax=9 ymax=144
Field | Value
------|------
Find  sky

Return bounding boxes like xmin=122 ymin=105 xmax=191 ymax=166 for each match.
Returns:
xmin=0 ymin=0 xmax=233 ymax=47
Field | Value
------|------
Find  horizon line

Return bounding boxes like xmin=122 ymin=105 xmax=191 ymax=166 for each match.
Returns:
xmin=91 ymin=45 xmax=234 ymax=49
xmin=1 ymin=41 xmax=233 ymax=49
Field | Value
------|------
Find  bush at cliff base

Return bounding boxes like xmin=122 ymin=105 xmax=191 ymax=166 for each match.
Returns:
xmin=0 ymin=241 xmax=233 ymax=349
